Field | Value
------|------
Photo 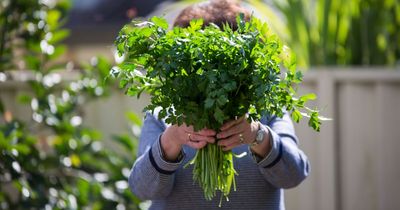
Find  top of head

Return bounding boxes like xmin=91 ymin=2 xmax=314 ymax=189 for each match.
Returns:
xmin=173 ymin=0 xmax=251 ymax=31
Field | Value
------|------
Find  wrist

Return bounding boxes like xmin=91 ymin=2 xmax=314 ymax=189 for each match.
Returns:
xmin=250 ymin=124 xmax=271 ymax=158
xmin=160 ymin=127 xmax=182 ymax=161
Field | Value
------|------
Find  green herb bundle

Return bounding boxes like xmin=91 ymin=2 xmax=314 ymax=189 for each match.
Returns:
xmin=112 ymin=15 xmax=322 ymax=203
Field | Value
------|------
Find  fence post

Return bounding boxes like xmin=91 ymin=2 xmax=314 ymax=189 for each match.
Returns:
xmin=316 ymin=70 xmax=338 ymax=210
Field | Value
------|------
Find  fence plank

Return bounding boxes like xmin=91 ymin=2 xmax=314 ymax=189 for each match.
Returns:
xmin=286 ymin=81 xmax=320 ymax=210
xmin=338 ymin=82 xmax=379 ymax=210
xmin=376 ymin=83 xmax=400 ymax=210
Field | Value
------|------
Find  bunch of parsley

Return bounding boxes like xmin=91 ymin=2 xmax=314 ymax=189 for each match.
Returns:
xmin=112 ymin=15 xmax=322 ymax=204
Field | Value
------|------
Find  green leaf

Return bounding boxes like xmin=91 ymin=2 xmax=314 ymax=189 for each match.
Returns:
xmin=47 ymin=10 xmax=61 ymax=30
xmin=189 ymin=19 xmax=204 ymax=31
xmin=180 ymin=68 xmax=188 ymax=76
xmin=282 ymin=46 xmax=297 ymax=72
xmin=96 ymin=56 xmax=112 ymax=79
xmin=308 ymin=111 xmax=321 ymax=132
xmin=294 ymin=71 xmax=303 ymax=83
xmin=204 ymin=98 xmax=215 ymax=109
xmin=216 ymin=95 xmax=228 ymax=106
xmin=11 ymin=143 xmax=31 ymax=155
xmin=300 ymin=93 xmax=317 ymax=102
xmin=213 ymin=107 xmax=225 ymax=125
xmin=125 ymin=112 xmax=143 ymax=126
xmin=77 ymin=178 xmax=90 ymax=205
xmin=236 ymin=13 xmax=246 ymax=31
xmin=0 ymin=133 xmax=7 ymax=149
xmin=150 ymin=16 xmax=168 ymax=29
xmin=119 ymin=78 xmax=129 ymax=88
xmin=112 ymin=134 xmax=135 ymax=151
xmin=48 ymin=29 xmax=70 ymax=44
xmin=223 ymin=81 xmax=236 ymax=91
xmin=49 ymin=45 xmax=67 ymax=60
xmin=291 ymin=109 xmax=302 ymax=123
xmin=25 ymin=55 xmax=41 ymax=70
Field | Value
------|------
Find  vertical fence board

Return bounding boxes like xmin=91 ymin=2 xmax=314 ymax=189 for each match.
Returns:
xmin=286 ymin=81 xmax=320 ymax=210
xmin=376 ymin=83 xmax=400 ymax=210
xmin=314 ymin=72 xmax=337 ymax=210
xmin=338 ymin=83 xmax=379 ymax=210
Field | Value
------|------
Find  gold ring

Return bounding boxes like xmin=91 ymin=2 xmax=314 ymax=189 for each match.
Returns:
xmin=239 ymin=133 xmax=244 ymax=144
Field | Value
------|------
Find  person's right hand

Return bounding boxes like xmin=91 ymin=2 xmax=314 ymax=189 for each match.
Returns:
xmin=160 ymin=124 xmax=216 ymax=161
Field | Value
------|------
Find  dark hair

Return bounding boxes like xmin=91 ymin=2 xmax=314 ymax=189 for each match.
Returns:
xmin=173 ymin=0 xmax=251 ymax=31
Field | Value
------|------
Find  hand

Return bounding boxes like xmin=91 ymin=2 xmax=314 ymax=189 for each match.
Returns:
xmin=216 ymin=115 xmax=259 ymax=151
xmin=161 ymin=124 xmax=216 ymax=161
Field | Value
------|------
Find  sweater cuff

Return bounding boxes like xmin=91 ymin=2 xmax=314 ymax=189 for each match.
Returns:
xmin=254 ymin=126 xmax=283 ymax=168
xmin=148 ymin=135 xmax=185 ymax=175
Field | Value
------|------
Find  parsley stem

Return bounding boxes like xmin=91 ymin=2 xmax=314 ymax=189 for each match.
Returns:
xmin=189 ymin=142 xmax=236 ymax=203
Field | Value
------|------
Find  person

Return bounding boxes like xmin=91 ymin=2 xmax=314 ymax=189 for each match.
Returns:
xmin=128 ymin=1 xmax=310 ymax=209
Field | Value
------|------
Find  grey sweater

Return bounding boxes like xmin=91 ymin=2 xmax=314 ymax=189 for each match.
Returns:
xmin=129 ymin=112 xmax=310 ymax=210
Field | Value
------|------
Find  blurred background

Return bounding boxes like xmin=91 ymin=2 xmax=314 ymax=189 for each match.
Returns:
xmin=0 ymin=0 xmax=399 ymax=209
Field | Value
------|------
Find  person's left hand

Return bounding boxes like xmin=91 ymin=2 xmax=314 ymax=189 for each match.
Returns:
xmin=216 ymin=115 xmax=259 ymax=151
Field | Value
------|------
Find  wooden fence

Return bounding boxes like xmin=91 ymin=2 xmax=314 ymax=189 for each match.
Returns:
xmin=286 ymin=69 xmax=400 ymax=210
xmin=1 ymin=69 xmax=400 ymax=210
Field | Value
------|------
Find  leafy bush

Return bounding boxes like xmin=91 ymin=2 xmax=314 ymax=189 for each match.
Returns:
xmin=0 ymin=0 xmax=141 ymax=209
xmin=273 ymin=0 xmax=400 ymax=66
xmin=0 ymin=0 xmax=70 ymax=71
xmin=0 ymin=82 xmax=141 ymax=209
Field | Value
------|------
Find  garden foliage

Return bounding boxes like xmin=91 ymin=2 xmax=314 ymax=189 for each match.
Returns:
xmin=273 ymin=0 xmax=400 ymax=66
xmin=154 ymin=0 xmax=400 ymax=67
xmin=0 ymin=0 xmax=141 ymax=209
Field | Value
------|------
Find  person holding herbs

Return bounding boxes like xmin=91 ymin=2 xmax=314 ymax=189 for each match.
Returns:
xmin=127 ymin=0 xmax=310 ymax=209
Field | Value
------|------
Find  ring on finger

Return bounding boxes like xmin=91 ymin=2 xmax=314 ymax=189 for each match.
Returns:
xmin=188 ymin=133 xmax=198 ymax=143
xmin=238 ymin=133 xmax=245 ymax=144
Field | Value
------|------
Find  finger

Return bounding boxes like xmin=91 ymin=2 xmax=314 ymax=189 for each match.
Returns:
xmin=196 ymin=128 xmax=217 ymax=137
xmin=217 ymin=133 xmax=240 ymax=147
xmin=183 ymin=126 xmax=216 ymax=137
xmin=218 ymin=136 xmax=241 ymax=151
xmin=190 ymin=133 xmax=215 ymax=143
xmin=217 ymin=122 xmax=244 ymax=139
xmin=222 ymin=142 xmax=241 ymax=151
xmin=217 ymin=138 xmax=233 ymax=147
xmin=220 ymin=116 xmax=245 ymax=131
xmin=187 ymin=140 xmax=207 ymax=149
